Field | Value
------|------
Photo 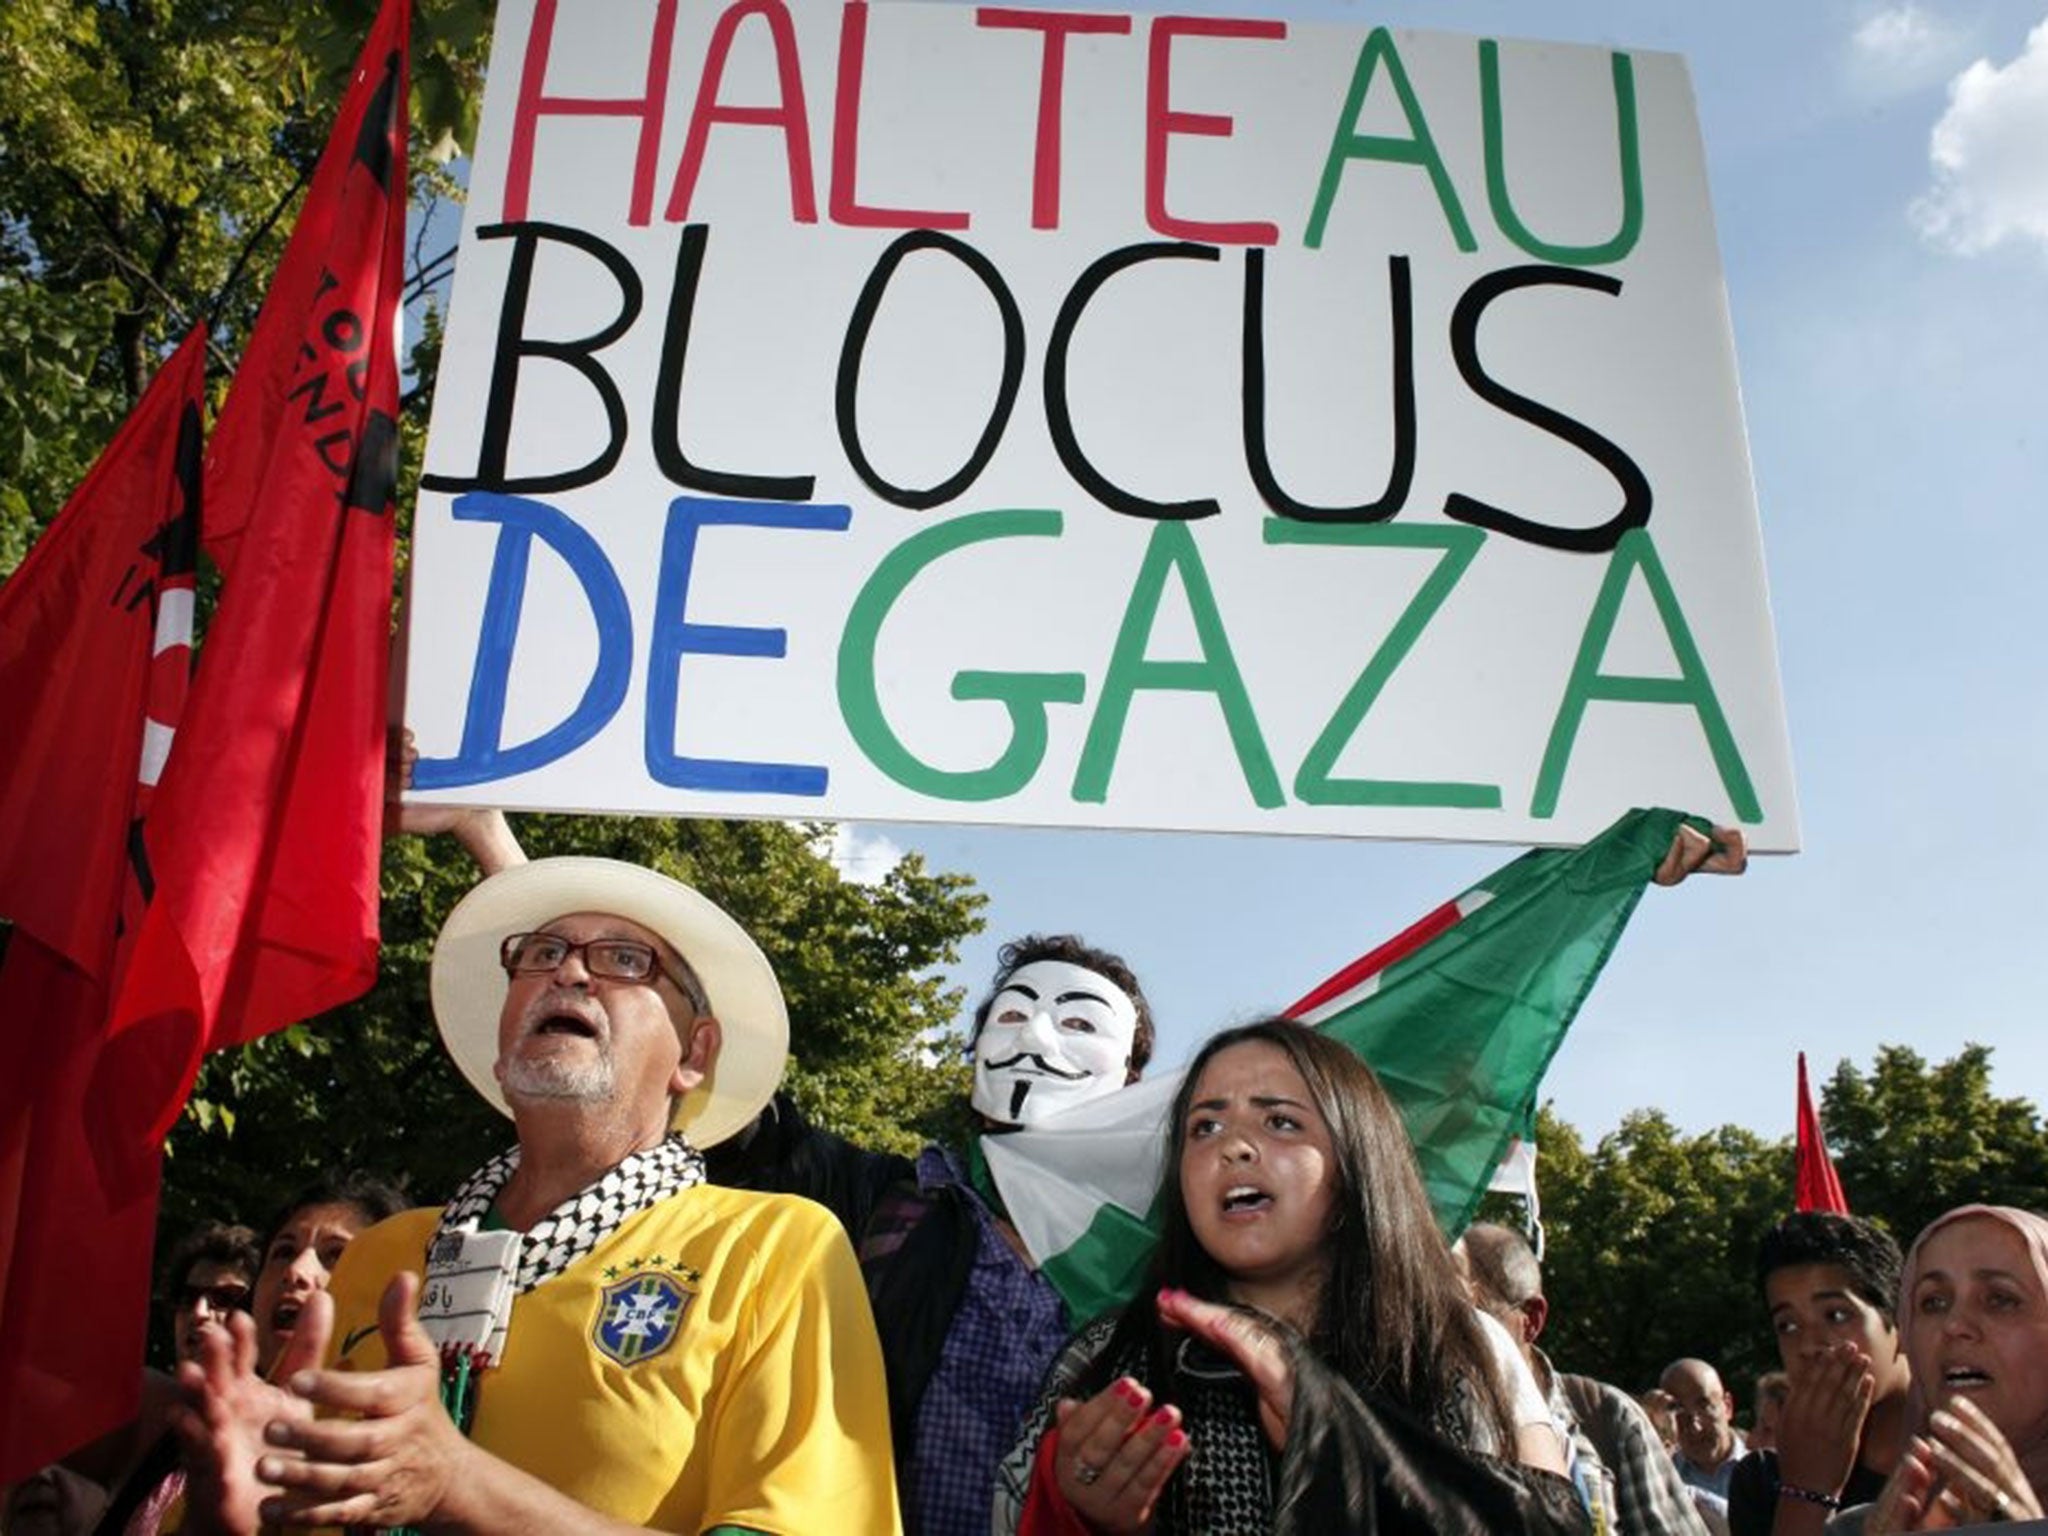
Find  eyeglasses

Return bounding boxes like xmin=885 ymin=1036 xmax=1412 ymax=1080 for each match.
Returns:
xmin=177 ymin=1281 xmax=250 ymax=1314
xmin=499 ymin=932 xmax=705 ymax=1008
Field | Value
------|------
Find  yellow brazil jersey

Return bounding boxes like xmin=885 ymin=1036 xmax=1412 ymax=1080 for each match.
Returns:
xmin=325 ymin=1185 xmax=901 ymax=1535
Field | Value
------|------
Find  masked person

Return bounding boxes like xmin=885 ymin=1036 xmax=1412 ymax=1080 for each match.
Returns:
xmin=707 ymin=934 xmax=1154 ymax=1536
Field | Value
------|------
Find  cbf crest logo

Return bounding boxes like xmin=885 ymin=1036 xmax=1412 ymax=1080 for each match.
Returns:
xmin=593 ymin=1271 xmax=692 ymax=1367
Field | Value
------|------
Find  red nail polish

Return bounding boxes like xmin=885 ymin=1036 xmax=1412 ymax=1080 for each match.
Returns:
xmin=1167 ymin=1428 xmax=1188 ymax=1449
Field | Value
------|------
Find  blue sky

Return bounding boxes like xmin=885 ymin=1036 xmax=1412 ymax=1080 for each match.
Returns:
xmin=826 ymin=1 xmax=2048 ymax=1140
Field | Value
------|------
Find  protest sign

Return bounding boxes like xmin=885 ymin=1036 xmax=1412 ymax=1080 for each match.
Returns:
xmin=403 ymin=0 xmax=1799 ymax=848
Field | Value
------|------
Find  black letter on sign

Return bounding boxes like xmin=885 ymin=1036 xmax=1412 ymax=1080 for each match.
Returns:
xmin=421 ymin=222 xmax=641 ymax=497
xmin=1444 ymin=264 xmax=1651 ymax=553
xmin=835 ymin=230 xmax=1025 ymax=511
xmin=1246 ymin=250 xmax=1415 ymax=524
xmin=1046 ymin=242 xmax=1220 ymax=521
xmin=653 ymin=224 xmax=816 ymax=502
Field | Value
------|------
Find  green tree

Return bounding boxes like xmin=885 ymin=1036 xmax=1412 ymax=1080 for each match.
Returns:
xmin=1534 ymin=1104 xmax=1787 ymax=1396
xmin=0 ymin=0 xmax=491 ymax=569
xmin=1821 ymin=1043 xmax=2048 ymax=1245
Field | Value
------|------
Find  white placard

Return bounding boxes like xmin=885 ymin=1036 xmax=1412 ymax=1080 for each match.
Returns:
xmin=403 ymin=0 xmax=1799 ymax=849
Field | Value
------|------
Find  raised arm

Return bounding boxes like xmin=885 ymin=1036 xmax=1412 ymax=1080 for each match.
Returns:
xmin=383 ymin=726 xmax=526 ymax=874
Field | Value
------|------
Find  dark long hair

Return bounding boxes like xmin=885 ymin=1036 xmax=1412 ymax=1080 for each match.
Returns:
xmin=1086 ymin=1018 xmax=1517 ymax=1447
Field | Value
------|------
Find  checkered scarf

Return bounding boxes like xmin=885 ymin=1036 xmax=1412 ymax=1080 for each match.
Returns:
xmin=435 ymin=1133 xmax=706 ymax=1293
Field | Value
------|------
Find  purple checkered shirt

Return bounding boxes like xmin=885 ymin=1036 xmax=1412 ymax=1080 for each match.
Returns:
xmin=905 ymin=1144 xmax=1072 ymax=1536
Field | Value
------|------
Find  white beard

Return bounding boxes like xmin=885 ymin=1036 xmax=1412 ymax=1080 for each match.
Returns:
xmin=499 ymin=1042 xmax=615 ymax=1102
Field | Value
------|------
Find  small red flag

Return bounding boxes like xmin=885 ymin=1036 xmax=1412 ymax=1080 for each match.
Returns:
xmin=0 ymin=326 xmax=206 ymax=1482
xmin=92 ymin=0 xmax=412 ymax=1194
xmin=1795 ymin=1051 xmax=1850 ymax=1215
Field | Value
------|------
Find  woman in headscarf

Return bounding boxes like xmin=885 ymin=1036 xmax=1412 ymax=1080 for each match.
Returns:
xmin=1848 ymin=1205 xmax=2048 ymax=1532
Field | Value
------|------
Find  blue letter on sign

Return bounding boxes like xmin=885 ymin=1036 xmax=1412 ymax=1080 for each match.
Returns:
xmin=413 ymin=492 xmax=633 ymax=789
xmin=645 ymin=496 xmax=851 ymax=795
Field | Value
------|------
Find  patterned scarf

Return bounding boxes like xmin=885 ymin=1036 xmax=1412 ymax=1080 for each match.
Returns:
xmin=433 ymin=1132 xmax=706 ymax=1292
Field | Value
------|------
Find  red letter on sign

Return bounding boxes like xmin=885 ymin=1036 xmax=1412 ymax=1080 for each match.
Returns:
xmin=1145 ymin=16 xmax=1285 ymax=245
xmin=667 ymin=0 xmax=818 ymax=223
xmin=831 ymin=2 xmax=970 ymax=229
xmin=505 ymin=0 xmax=678 ymax=226
xmin=978 ymin=8 xmax=1133 ymax=230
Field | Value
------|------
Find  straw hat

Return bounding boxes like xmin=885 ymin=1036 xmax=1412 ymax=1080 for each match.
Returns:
xmin=430 ymin=857 xmax=787 ymax=1148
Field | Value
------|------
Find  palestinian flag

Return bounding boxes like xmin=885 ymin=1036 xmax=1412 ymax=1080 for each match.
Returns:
xmin=982 ymin=806 xmax=1695 ymax=1323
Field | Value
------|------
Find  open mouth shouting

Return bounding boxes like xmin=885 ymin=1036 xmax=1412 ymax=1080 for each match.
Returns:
xmin=534 ymin=1013 xmax=601 ymax=1041
xmin=518 ymin=992 xmax=608 ymax=1047
xmin=1940 ymin=1361 xmax=1994 ymax=1393
xmin=1220 ymin=1184 xmax=1274 ymax=1219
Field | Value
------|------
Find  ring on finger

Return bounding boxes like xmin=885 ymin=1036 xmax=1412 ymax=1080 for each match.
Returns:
xmin=1076 ymin=1463 xmax=1101 ymax=1486
xmin=1995 ymin=1488 xmax=2013 ymax=1518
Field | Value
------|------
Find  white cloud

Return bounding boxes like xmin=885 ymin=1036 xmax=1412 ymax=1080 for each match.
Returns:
xmin=1848 ymin=4 xmax=1974 ymax=95
xmin=1855 ymin=5 xmax=1941 ymax=63
xmin=823 ymin=822 xmax=905 ymax=886
xmin=1911 ymin=17 xmax=2048 ymax=256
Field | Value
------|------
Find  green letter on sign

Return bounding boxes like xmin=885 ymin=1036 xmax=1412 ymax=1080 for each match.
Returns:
xmin=1532 ymin=528 xmax=1761 ymax=821
xmin=1073 ymin=522 xmax=1282 ymax=808
xmin=1304 ymin=27 xmax=1476 ymax=252
xmin=1481 ymin=41 xmax=1643 ymax=267
xmin=1265 ymin=520 xmax=1500 ymax=808
xmin=838 ymin=510 xmax=1086 ymax=802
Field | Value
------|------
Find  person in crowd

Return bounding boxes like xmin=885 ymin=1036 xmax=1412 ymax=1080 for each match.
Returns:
xmin=105 ymin=1222 xmax=266 ymax=1535
xmin=165 ymin=1224 xmax=262 ymax=1370
xmin=993 ymin=1017 xmax=1581 ymax=1536
xmin=171 ymin=856 xmax=900 ymax=1534
xmin=1663 ymin=1357 xmax=1747 ymax=1528
xmin=1726 ymin=1213 xmax=1911 ymax=1536
xmin=392 ymin=734 xmax=1144 ymax=1536
xmin=708 ymin=932 xmax=1156 ymax=1536
xmin=1 ymin=1221 xmax=260 ymax=1535
xmin=247 ymin=1172 xmax=407 ymax=1377
xmin=1642 ymin=1390 xmax=1682 ymax=1454
xmin=1460 ymin=1221 xmax=1711 ymax=1535
xmin=1841 ymin=1205 xmax=2048 ymax=1533
xmin=98 ymin=1186 xmax=401 ymax=1535
xmin=1751 ymin=1373 xmax=1790 ymax=1454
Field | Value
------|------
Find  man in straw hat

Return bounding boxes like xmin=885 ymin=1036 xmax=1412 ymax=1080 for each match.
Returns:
xmin=172 ymin=857 xmax=901 ymax=1535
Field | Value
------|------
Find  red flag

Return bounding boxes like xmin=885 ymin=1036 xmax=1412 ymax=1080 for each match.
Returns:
xmin=0 ymin=326 xmax=206 ymax=1482
xmin=1795 ymin=1051 xmax=1850 ymax=1214
xmin=203 ymin=0 xmax=409 ymax=582
xmin=91 ymin=0 xmax=411 ymax=1194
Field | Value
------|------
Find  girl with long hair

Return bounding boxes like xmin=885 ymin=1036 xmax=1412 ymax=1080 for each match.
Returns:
xmin=994 ymin=1017 xmax=1580 ymax=1535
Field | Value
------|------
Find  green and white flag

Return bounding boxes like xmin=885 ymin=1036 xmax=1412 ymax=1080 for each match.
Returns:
xmin=982 ymin=807 xmax=1696 ymax=1322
